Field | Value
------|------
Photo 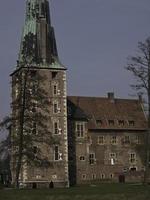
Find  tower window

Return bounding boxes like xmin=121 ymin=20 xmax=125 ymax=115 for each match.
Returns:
xmin=53 ymin=121 xmax=59 ymax=135
xmin=52 ymin=72 xmax=57 ymax=79
xmin=54 ymin=146 xmax=59 ymax=161
xmin=30 ymin=70 xmax=37 ymax=78
xmin=53 ymin=83 xmax=59 ymax=96
xmin=53 ymin=102 xmax=59 ymax=114
xmin=32 ymin=122 xmax=37 ymax=135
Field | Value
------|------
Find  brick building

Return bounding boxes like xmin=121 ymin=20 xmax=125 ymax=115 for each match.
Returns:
xmin=67 ymin=95 xmax=147 ymax=185
xmin=10 ymin=0 xmax=147 ymax=188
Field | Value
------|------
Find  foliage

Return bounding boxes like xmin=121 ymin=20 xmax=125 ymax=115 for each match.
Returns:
xmin=126 ymin=37 xmax=150 ymax=184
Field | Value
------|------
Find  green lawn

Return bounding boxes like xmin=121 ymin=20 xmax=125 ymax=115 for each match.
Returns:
xmin=0 ymin=183 xmax=150 ymax=200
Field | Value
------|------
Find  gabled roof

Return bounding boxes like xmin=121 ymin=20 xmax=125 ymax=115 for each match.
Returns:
xmin=67 ymin=95 xmax=147 ymax=130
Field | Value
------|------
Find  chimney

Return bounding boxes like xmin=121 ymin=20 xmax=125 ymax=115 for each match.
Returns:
xmin=138 ymin=94 xmax=143 ymax=103
xmin=107 ymin=92 xmax=115 ymax=103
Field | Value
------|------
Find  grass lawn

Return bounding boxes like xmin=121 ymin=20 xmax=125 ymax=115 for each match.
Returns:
xmin=0 ymin=183 xmax=150 ymax=200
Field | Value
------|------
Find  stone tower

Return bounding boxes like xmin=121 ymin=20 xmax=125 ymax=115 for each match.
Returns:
xmin=11 ymin=0 xmax=69 ymax=188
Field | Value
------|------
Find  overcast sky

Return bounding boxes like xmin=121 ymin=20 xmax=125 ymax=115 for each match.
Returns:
xmin=0 ymin=0 xmax=150 ymax=119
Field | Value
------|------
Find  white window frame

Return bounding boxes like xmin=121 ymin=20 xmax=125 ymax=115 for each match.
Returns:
xmin=53 ymin=121 xmax=62 ymax=135
xmin=53 ymin=101 xmax=60 ymax=114
xmin=109 ymin=153 xmax=117 ymax=165
xmin=111 ymin=135 xmax=117 ymax=144
xmin=76 ymin=122 xmax=85 ymax=138
xmin=98 ymin=136 xmax=105 ymax=145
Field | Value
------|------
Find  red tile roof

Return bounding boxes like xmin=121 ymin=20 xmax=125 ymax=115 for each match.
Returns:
xmin=67 ymin=96 xmax=147 ymax=130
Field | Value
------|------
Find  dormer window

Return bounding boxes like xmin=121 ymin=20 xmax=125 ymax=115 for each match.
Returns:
xmin=96 ymin=120 xmax=102 ymax=126
xmin=128 ymin=120 xmax=135 ymax=126
xmin=108 ymin=120 xmax=115 ymax=126
xmin=118 ymin=120 xmax=124 ymax=126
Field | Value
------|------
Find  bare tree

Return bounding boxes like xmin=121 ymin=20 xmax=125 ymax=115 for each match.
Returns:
xmin=126 ymin=37 xmax=150 ymax=184
xmin=11 ymin=32 xmax=57 ymax=188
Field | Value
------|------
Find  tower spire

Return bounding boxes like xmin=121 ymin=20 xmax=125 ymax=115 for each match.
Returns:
xmin=18 ymin=0 xmax=58 ymax=66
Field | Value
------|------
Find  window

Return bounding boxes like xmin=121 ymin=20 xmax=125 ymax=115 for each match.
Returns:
xmin=128 ymin=120 xmax=135 ymax=126
xmin=30 ymin=70 xmax=37 ymax=78
xmin=89 ymin=153 xmax=95 ymax=165
xmin=111 ymin=136 xmax=117 ymax=144
xmin=82 ymin=174 xmax=86 ymax=180
xmin=32 ymin=84 xmax=37 ymax=94
xmin=129 ymin=153 xmax=136 ymax=163
xmin=76 ymin=122 xmax=85 ymax=138
xmin=54 ymin=146 xmax=59 ymax=161
xmin=101 ymin=174 xmax=105 ymax=179
xmin=32 ymin=122 xmax=37 ymax=135
xmin=98 ymin=136 xmax=105 ymax=145
xmin=53 ymin=102 xmax=60 ymax=114
xmin=124 ymin=136 xmax=130 ymax=144
xmin=110 ymin=174 xmax=114 ymax=179
xmin=92 ymin=174 xmax=96 ymax=180
xmin=135 ymin=135 xmax=141 ymax=144
xmin=110 ymin=153 xmax=117 ymax=165
xmin=108 ymin=120 xmax=115 ymax=126
xmin=79 ymin=156 xmax=85 ymax=161
xmin=53 ymin=122 xmax=58 ymax=135
xmin=33 ymin=146 xmax=37 ymax=154
xmin=53 ymin=84 xmax=57 ymax=96
xmin=88 ymin=136 xmax=92 ymax=145
xmin=52 ymin=72 xmax=57 ymax=79
xmin=96 ymin=120 xmax=102 ymax=126
xmin=130 ymin=167 xmax=137 ymax=171
xmin=67 ymin=107 xmax=72 ymax=116
xmin=118 ymin=120 xmax=124 ymax=126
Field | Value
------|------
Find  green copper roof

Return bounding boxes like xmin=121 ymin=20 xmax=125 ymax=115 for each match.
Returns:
xmin=18 ymin=0 xmax=63 ymax=69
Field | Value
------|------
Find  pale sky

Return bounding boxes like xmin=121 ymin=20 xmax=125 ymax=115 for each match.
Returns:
xmin=0 ymin=0 xmax=150 ymax=119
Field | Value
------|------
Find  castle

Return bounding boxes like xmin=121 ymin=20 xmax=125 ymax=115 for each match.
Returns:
xmin=10 ymin=0 xmax=147 ymax=188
